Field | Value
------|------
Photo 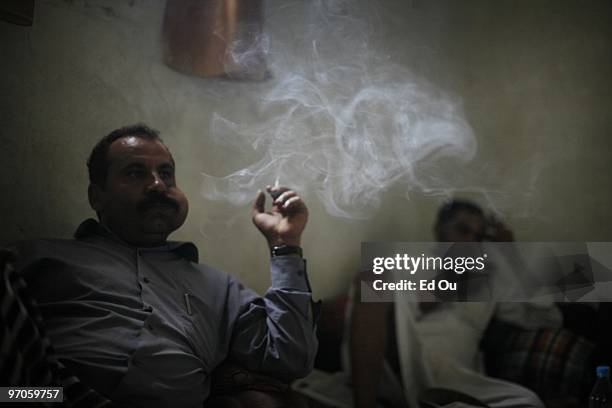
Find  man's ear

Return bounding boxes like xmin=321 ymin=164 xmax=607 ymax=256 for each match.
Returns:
xmin=88 ymin=183 xmax=105 ymax=213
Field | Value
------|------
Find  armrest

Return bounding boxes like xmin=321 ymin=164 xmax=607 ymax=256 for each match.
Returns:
xmin=0 ymin=246 xmax=115 ymax=407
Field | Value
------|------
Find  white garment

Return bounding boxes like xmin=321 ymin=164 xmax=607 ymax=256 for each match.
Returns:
xmin=342 ymin=245 xmax=564 ymax=408
xmin=393 ymin=294 xmax=559 ymax=408
xmin=390 ymin=243 xmax=563 ymax=408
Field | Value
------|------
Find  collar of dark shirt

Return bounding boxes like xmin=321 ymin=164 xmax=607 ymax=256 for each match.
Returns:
xmin=74 ymin=218 xmax=199 ymax=263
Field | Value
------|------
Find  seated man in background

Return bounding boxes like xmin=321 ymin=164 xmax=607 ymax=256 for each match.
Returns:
xmin=348 ymin=200 xmax=562 ymax=408
xmin=12 ymin=124 xmax=318 ymax=407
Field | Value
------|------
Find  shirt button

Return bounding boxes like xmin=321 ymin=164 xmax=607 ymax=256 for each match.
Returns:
xmin=143 ymin=277 xmax=150 ymax=284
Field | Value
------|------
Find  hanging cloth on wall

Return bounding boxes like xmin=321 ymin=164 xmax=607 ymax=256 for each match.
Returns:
xmin=163 ymin=0 xmax=268 ymax=81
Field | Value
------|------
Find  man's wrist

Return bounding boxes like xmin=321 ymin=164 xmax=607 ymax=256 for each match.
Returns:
xmin=270 ymin=244 xmax=303 ymax=258
xmin=267 ymin=237 xmax=301 ymax=248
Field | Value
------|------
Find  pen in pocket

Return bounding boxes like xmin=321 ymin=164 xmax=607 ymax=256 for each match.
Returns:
xmin=184 ymin=292 xmax=192 ymax=315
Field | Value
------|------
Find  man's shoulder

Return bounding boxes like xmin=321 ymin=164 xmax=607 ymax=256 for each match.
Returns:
xmin=12 ymin=238 xmax=90 ymax=257
xmin=10 ymin=237 xmax=125 ymax=271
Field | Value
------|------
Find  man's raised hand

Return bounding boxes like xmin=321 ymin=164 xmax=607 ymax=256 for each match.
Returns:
xmin=251 ymin=186 xmax=308 ymax=248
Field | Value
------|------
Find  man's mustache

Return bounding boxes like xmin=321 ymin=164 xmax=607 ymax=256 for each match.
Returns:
xmin=137 ymin=194 xmax=180 ymax=212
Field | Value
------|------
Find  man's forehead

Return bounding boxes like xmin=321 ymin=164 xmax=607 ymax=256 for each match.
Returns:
xmin=451 ymin=210 xmax=485 ymax=226
xmin=108 ymin=136 xmax=174 ymax=166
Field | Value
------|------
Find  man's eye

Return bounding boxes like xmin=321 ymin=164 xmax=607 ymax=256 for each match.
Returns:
xmin=160 ymin=170 xmax=174 ymax=179
xmin=127 ymin=170 xmax=145 ymax=179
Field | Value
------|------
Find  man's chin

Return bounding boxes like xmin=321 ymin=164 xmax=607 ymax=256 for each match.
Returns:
xmin=139 ymin=207 xmax=187 ymax=238
xmin=143 ymin=205 xmax=178 ymax=214
xmin=143 ymin=218 xmax=175 ymax=235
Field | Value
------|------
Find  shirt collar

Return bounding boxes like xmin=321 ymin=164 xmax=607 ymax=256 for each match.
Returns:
xmin=74 ymin=218 xmax=199 ymax=263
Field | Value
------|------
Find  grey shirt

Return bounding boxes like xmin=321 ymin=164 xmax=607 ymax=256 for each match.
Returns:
xmin=14 ymin=219 xmax=318 ymax=408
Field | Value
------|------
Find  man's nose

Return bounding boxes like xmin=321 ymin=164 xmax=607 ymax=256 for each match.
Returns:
xmin=146 ymin=172 xmax=167 ymax=192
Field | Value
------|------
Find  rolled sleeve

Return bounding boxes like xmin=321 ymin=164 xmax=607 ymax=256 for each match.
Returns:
xmin=270 ymin=255 xmax=310 ymax=291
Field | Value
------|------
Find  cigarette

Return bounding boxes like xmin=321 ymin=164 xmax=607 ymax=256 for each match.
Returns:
xmin=270 ymin=177 xmax=282 ymax=200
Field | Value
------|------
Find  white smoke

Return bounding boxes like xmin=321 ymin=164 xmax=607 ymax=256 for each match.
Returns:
xmin=201 ymin=0 xmax=477 ymax=219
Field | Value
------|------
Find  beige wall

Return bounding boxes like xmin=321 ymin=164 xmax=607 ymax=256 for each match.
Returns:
xmin=1 ymin=0 xmax=611 ymax=298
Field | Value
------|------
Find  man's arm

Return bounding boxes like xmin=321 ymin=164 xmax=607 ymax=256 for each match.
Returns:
xmin=228 ymin=186 xmax=317 ymax=379
xmin=228 ymin=254 xmax=317 ymax=379
xmin=350 ymin=278 xmax=391 ymax=408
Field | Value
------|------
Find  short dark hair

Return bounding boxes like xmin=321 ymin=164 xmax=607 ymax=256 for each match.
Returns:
xmin=87 ymin=124 xmax=166 ymax=187
xmin=435 ymin=199 xmax=484 ymax=230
